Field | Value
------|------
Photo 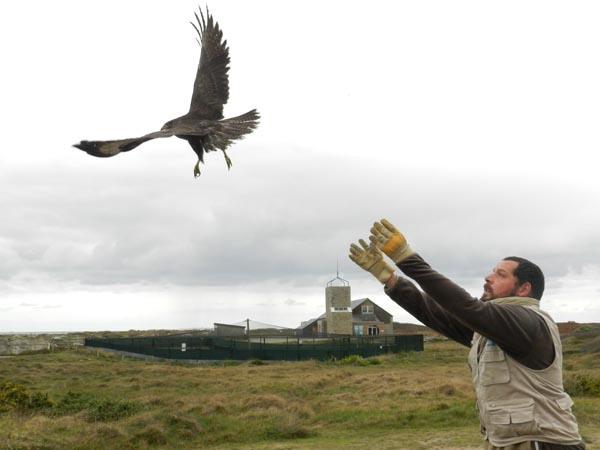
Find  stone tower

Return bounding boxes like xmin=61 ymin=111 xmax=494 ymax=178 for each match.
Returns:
xmin=325 ymin=267 xmax=352 ymax=335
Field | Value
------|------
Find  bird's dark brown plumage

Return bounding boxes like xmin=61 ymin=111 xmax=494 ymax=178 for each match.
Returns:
xmin=73 ymin=6 xmax=259 ymax=177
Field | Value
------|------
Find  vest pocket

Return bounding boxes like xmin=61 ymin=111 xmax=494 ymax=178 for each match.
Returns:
xmin=480 ymin=349 xmax=510 ymax=385
xmin=487 ymin=398 xmax=542 ymax=438
xmin=556 ymin=395 xmax=574 ymax=411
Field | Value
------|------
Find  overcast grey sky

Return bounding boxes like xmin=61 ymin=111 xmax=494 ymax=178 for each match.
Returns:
xmin=1 ymin=1 xmax=599 ymax=332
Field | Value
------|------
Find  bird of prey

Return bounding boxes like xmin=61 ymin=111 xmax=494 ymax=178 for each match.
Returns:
xmin=73 ymin=7 xmax=259 ymax=177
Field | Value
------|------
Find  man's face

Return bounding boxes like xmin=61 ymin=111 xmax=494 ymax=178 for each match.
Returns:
xmin=480 ymin=260 xmax=521 ymax=301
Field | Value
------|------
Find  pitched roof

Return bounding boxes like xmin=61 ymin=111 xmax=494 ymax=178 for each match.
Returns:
xmin=299 ymin=298 xmax=392 ymax=329
xmin=298 ymin=312 xmax=326 ymax=329
xmin=351 ymin=298 xmax=392 ymax=317
xmin=351 ymin=298 xmax=369 ymax=309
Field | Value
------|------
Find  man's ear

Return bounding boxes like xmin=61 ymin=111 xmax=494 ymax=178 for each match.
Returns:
xmin=516 ymin=281 xmax=533 ymax=297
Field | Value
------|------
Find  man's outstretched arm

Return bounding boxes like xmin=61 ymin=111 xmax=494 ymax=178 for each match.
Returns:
xmin=383 ymin=272 xmax=474 ymax=347
xmin=370 ymin=220 xmax=553 ymax=367
xmin=348 ymin=237 xmax=473 ymax=346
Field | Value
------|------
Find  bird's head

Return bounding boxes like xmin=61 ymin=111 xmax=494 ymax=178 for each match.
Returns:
xmin=161 ymin=120 xmax=174 ymax=131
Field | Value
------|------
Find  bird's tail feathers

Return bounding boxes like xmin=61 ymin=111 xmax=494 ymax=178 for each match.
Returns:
xmin=220 ymin=109 xmax=260 ymax=136
xmin=208 ymin=109 xmax=259 ymax=151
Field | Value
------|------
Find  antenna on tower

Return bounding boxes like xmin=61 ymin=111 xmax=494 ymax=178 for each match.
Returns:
xmin=327 ymin=259 xmax=349 ymax=287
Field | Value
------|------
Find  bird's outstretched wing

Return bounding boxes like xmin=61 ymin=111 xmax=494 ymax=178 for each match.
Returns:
xmin=73 ymin=130 xmax=175 ymax=158
xmin=189 ymin=7 xmax=230 ymax=119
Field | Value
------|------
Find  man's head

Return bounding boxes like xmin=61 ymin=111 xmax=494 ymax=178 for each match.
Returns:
xmin=480 ymin=256 xmax=545 ymax=302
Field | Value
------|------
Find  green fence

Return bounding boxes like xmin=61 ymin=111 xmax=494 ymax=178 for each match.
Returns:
xmin=84 ymin=334 xmax=423 ymax=361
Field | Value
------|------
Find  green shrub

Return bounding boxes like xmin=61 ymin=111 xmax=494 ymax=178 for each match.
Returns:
xmin=0 ymin=380 xmax=53 ymax=412
xmin=0 ymin=381 xmax=30 ymax=411
xmin=564 ymin=373 xmax=600 ymax=397
xmin=337 ymin=355 xmax=381 ymax=366
xmin=249 ymin=359 xmax=266 ymax=366
xmin=1 ymin=383 xmax=139 ymax=421
xmin=54 ymin=391 xmax=140 ymax=421
xmin=28 ymin=392 xmax=54 ymax=410
xmin=87 ymin=398 xmax=140 ymax=422
xmin=54 ymin=391 xmax=94 ymax=415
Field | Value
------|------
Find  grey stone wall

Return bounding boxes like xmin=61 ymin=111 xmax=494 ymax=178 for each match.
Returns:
xmin=0 ymin=334 xmax=85 ymax=355
xmin=325 ymin=286 xmax=352 ymax=335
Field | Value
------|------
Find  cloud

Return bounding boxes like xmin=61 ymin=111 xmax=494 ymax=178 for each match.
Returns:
xmin=284 ymin=298 xmax=305 ymax=306
xmin=2 ymin=149 xmax=598 ymax=293
xmin=14 ymin=302 xmax=62 ymax=310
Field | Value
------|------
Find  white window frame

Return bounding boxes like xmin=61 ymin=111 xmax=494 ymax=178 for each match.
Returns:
xmin=367 ymin=326 xmax=380 ymax=336
xmin=362 ymin=304 xmax=374 ymax=314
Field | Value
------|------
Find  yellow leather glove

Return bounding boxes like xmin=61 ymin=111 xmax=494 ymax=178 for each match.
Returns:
xmin=369 ymin=218 xmax=414 ymax=264
xmin=348 ymin=239 xmax=394 ymax=284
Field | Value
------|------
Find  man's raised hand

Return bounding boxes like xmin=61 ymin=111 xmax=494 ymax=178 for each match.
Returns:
xmin=348 ymin=239 xmax=394 ymax=284
xmin=369 ymin=219 xmax=414 ymax=264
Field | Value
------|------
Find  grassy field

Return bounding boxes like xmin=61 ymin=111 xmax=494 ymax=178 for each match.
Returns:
xmin=1 ymin=339 xmax=599 ymax=450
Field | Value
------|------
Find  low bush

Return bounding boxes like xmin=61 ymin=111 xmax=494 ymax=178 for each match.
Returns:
xmin=54 ymin=391 xmax=94 ymax=415
xmin=1 ymin=383 xmax=139 ymax=421
xmin=248 ymin=359 xmax=266 ymax=366
xmin=337 ymin=355 xmax=381 ymax=366
xmin=87 ymin=398 xmax=140 ymax=422
xmin=54 ymin=391 xmax=140 ymax=421
xmin=564 ymin=373 xmax=600 ymax=397
xmin=0 ymin=380 xmax=53 ymax=412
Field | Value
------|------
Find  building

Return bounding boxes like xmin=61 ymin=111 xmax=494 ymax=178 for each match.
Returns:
xmin=298 ymin=272 xmax=393 ymax=337
xmin=214 ymin=323 xmax=246 ymax=337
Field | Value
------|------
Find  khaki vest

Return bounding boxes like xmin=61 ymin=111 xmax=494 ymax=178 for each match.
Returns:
xmin=467 ymin=297 xmax=582 ymax=447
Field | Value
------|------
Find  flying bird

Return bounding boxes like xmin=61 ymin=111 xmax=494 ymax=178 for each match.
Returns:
xmin=73 ymin=7 xmax=259 ymax=177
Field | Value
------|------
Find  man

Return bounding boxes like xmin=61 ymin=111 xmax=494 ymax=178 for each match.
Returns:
xmin=349 ymin=219 xmax=585 ymax=450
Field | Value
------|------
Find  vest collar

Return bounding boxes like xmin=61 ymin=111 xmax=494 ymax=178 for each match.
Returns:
xmin=489 ymin=296 xmax=539 ymax=308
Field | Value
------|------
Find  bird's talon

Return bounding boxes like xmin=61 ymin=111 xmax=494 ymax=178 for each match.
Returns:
xmin=194 ymin=160 xmax=201 ymax=178
xmin=223 ymin=151 xmax=232 ymax=170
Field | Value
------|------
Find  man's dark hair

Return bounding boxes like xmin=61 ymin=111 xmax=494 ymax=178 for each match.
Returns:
xmin=503 ymin=256 xmax=545 ymax=300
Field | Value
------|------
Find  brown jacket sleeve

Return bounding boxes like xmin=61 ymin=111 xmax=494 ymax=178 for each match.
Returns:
xmin=385 ymin=254 xmax=554 ymax=369
xmin=384 ymin=274 xmax=474 ymax=347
